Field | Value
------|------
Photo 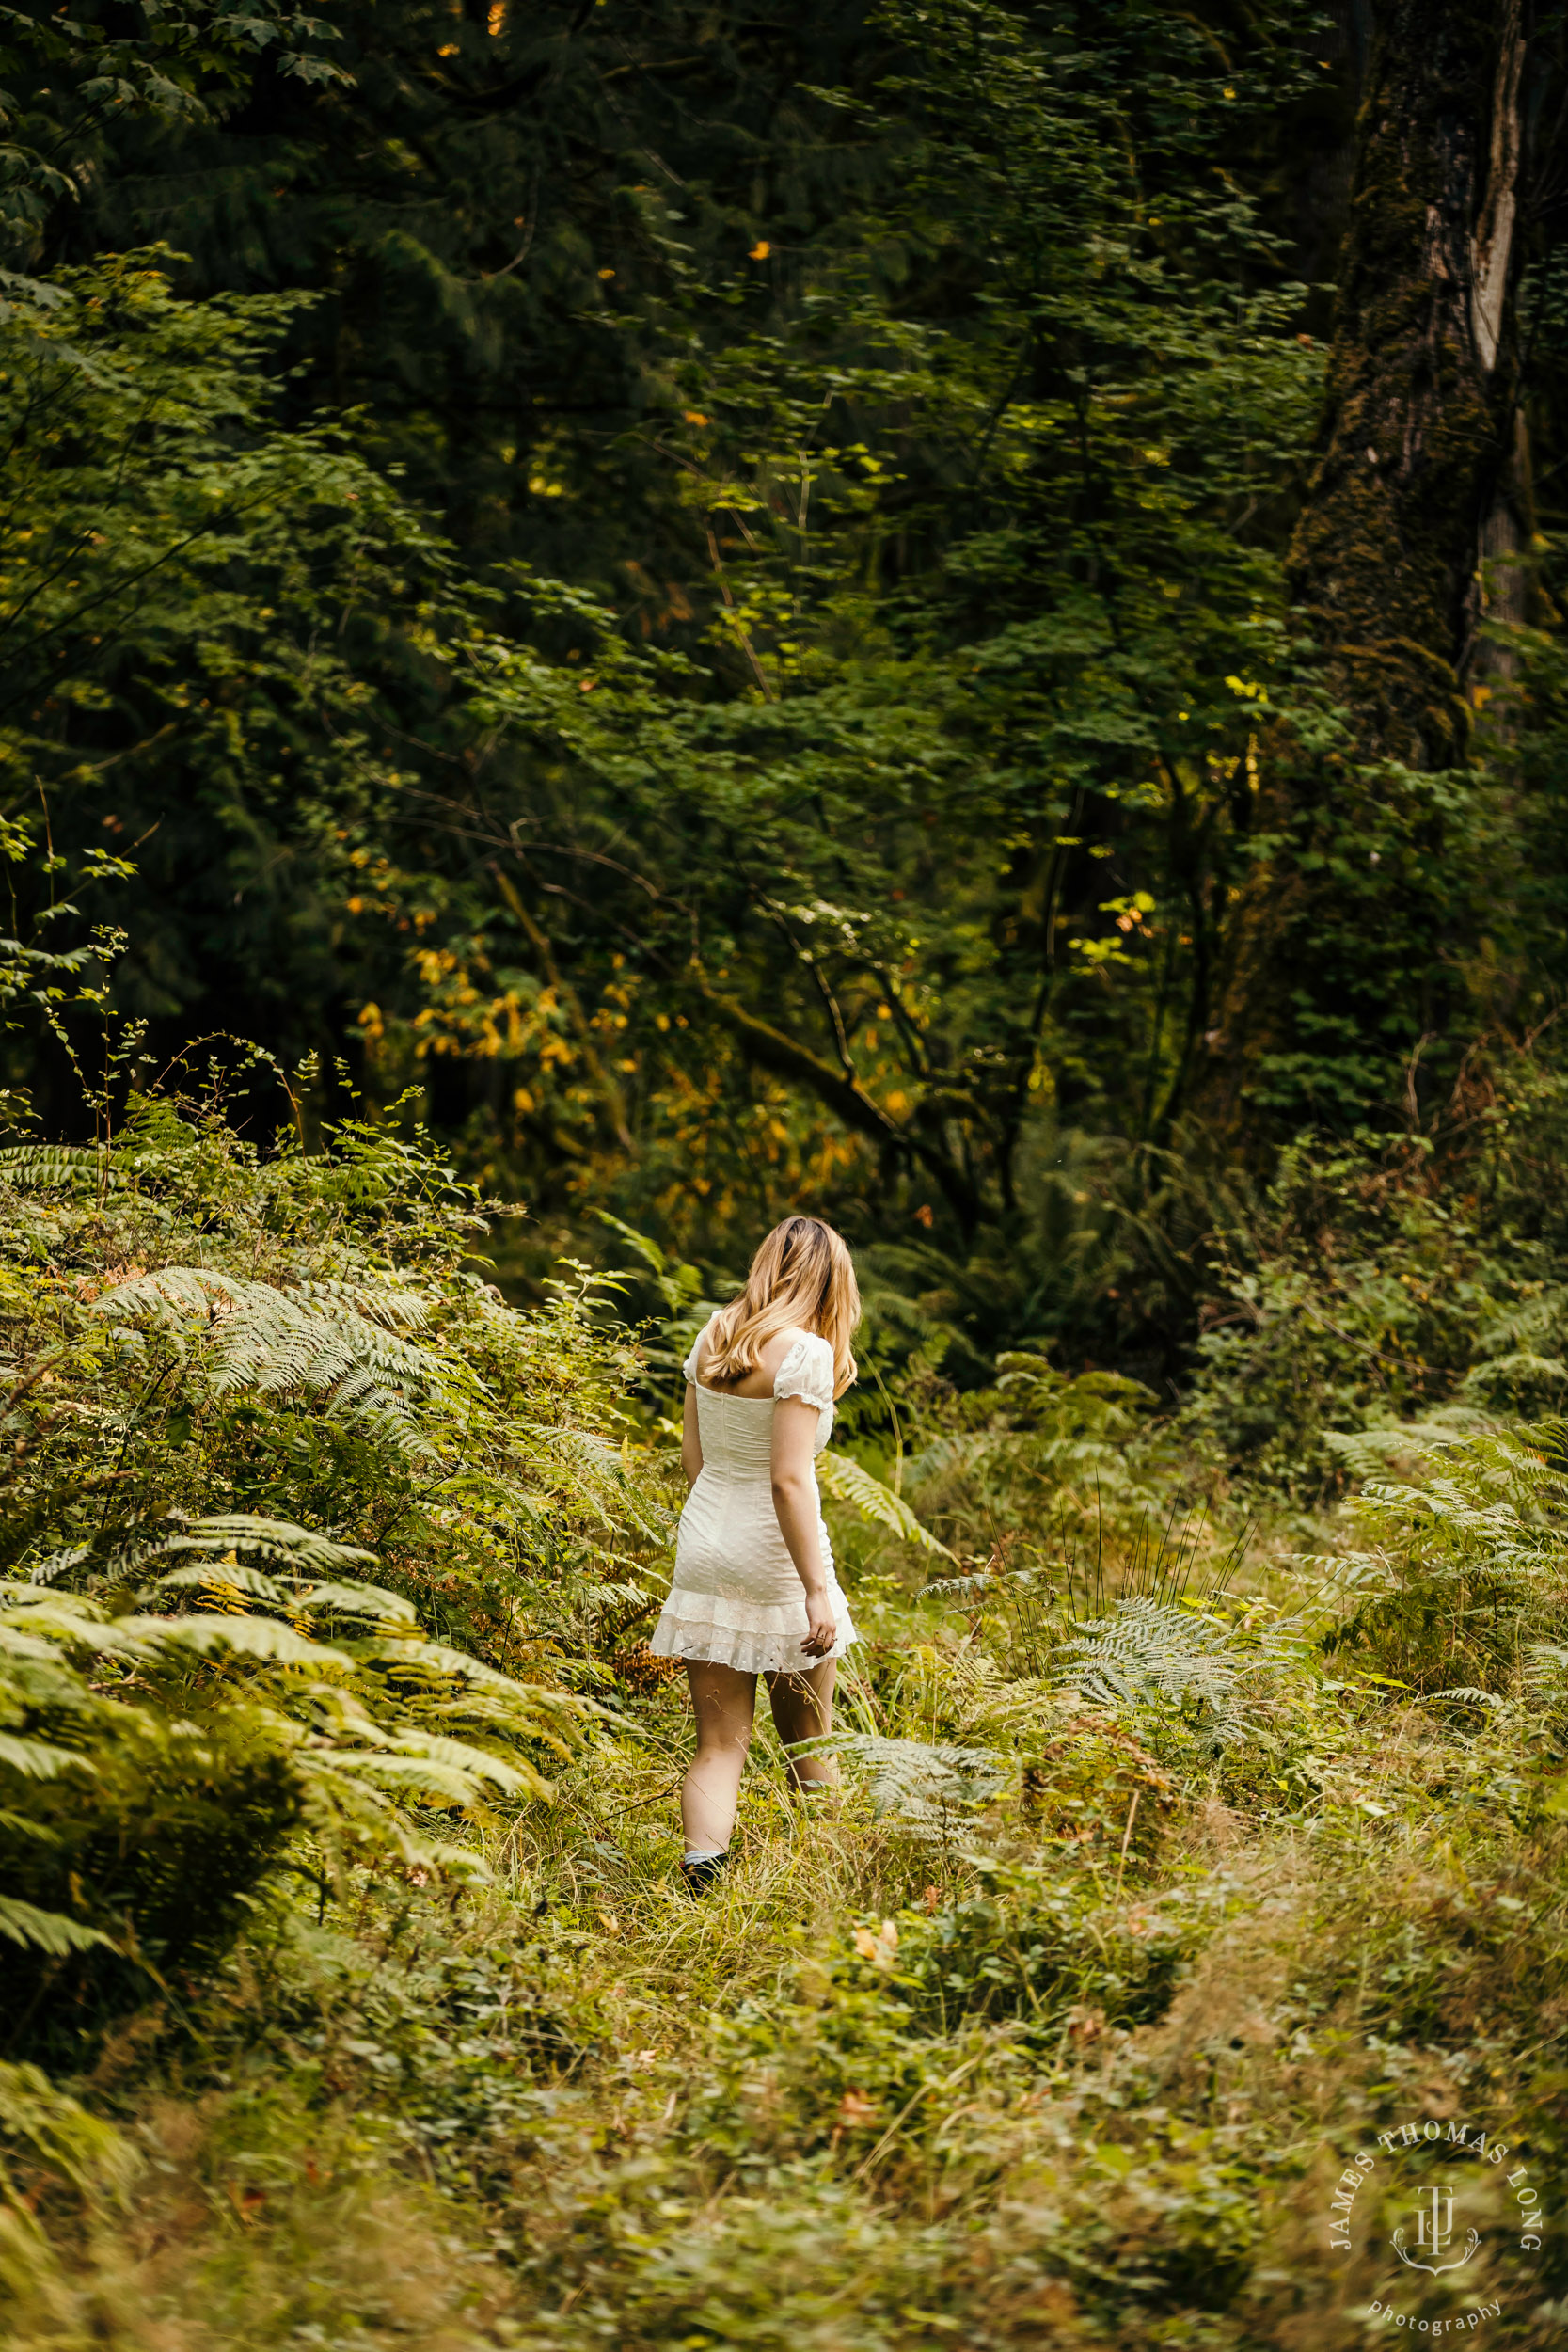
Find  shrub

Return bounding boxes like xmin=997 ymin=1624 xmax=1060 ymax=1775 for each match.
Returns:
xmin=892 ymin=1856 xmax=1197 ymax=2042
xmin=1185 ymin=1058 xmax=1568 ymax=1498
xmin=1312 ymin=1421 xmax=1568 ymax=1698
xmin=0 ymin=1095 xmax=649 ymax=2041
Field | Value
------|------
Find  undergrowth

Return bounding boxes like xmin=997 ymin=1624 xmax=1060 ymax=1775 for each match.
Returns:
xmin=4 ymin=1097 xmax=1568 ymax=2348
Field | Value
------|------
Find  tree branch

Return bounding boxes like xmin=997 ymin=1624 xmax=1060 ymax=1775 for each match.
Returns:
xmin=696 ymin=980 xmax=979 ymax=1230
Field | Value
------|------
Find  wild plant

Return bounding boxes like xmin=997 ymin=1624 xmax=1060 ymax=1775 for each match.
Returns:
xmin=0 ymin=1091 xmax=644 ymax=2025
xmin=1307 ymin=1420 xmax=1568 ymax=1695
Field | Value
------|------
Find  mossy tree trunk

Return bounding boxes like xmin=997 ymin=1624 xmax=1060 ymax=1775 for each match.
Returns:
xmin=1199 ymin=0 xmax=1528 ymax=1149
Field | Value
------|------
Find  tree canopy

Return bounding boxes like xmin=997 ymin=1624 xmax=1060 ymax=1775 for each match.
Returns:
xmin=1 ymin=1 xmax=1565 ymax=1347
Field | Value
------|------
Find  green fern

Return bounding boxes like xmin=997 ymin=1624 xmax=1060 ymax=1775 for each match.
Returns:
xmin=0 ymin=2058 xmax=135 ymax=2202
xmin=0 ymin=1728 xmax=91 ymax=1780
xmin=0 ymin=1898 xmax=113 ymax=1957
xmin=90 ymin=1268 xmax=450 ymax=1457
xmin=1060 ymin=1595 xmax=1300 ymax=1748
xmin=1064 ymin=1597 xmax=1237 ymax=1712
xmin=820 ymin=1732 xmax=1008 ymax=1840
xmin=1306 ymin=1421 xmax=1568 ymax=1694
xmin=0 ymin=1092 xmax=660 ymax=2016
xmin=0 ymin=1486 xmax=596 ymax=1993
xmin=817 ymin=1449 xmax=952 ymax=1557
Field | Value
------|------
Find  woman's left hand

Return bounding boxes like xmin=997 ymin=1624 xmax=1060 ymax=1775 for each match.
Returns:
xmin=800 ymin=1586 xmax=837 ymax=1658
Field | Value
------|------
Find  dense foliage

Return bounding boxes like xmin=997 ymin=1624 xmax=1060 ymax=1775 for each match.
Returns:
xmin=0 ymin=1095 xmax=644 ymax=2018
xmin=5 ymin=5 xmax=1568 ymax=2348
xmin=10 ymin=0 xmax=1560 ymax=1316
xmin=5 ymin=1086 xmax=1568 ymax=2345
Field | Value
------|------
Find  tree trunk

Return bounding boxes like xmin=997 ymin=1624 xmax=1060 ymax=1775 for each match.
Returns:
xmin=1198 ymin=0 xmax=1528 ymax=1147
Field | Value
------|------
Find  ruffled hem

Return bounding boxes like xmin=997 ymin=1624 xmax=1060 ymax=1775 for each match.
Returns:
xmin=649 ymin=1587 xmax=859 ymax=1674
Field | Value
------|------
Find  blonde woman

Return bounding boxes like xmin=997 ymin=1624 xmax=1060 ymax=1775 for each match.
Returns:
xmin=650 ymin=1216 xmax=861 ymax=1893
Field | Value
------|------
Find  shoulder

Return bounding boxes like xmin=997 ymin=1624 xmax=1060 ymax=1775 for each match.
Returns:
xmin=769 ymin=1327 xmax=834 ymax=1407
xmin=752 ymin=1325 xmax=817 ymax=1375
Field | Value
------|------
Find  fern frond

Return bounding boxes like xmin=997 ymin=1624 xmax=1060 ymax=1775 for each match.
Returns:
xmin=113 ymin=1613 xmax=350 ymax=1672
xmin=1056 ymin=1595 xmax=1297 ymax=1747
xmin=149 ymin=1562 xmax=292 ymax=1604
xmin=0 ymin=1624 xmax=67 ymax=1663
xmin=907 ymin=1431 xmax=1005 ymax=1486
xmin=292 ymin=1581 xmax=421 ymax=1628
xmin=356 ymin=1727 xmax=541 ymax=1793
xmin=288 ymin=1277 xmax=435 ymax=1331
xmin=24 ymin=1545 xmax=92 ymax=1587
xmin=822 ymin=1733 xmax=1008 ymax=1837
xmin=0 ymin=1143 xmax=104 ymax=1195
xmin=365 ymin=1633 xmax=592 ymax=1708
xmin=0 ymin=1897 xmax=113 ymax=1956
xmin=90 ymin=1271 xmax=444 ymax=1456
xmin=818 ymin=1450 xmax=953 ymax=1556
xmin=924 ymin=1564 xmax=1052 ymax=1600
xmin=190 ymin=1516 xmax=377 ymax=1571
xmin=1326 ymin=1416 xmax=1497 ymax=1479
xmin=0 ymin=1593 xmax=110 ymax=1644
xmin=0 ymin=1731 xmax=94 ymax=1780
xmin=1064 ymin=1596 xmax=1238 ymax=1712
xmin=0 ymin=1809 xmax=62 ymax=1842
xmin=122 ymin=1516 xmax=375 ymax=1582
xmin=304 ymin=1709 xmax=551 ymax=1804
xmin=308 ymin=1754 xmax=511 ymax=1806
xmin=0 ymin=2061 xmax=137 ymax=2200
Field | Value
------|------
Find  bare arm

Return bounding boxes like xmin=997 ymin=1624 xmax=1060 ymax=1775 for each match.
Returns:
xmin=682 ymin=1378 xmax=704 ymax=1488
xmin=770 ymin=1397 xmax=835 ymax=1659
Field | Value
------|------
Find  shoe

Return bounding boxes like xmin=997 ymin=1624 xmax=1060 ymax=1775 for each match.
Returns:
xmin=680 ymin=1852 xmax=728 ymax=1896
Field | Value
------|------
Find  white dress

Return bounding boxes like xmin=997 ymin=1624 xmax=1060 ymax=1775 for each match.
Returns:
xmin=649 ymin=1315 xmax=860 ymax=1674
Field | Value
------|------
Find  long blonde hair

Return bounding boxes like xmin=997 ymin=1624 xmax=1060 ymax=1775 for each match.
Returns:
xmin=704 ymin=1216 xmax=860 ymax=1399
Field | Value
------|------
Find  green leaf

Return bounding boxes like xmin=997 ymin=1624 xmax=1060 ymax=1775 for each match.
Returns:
xmin=0 ymin=1897 xmax=113 ymax=1956
xmin=818 ymin=1450 xmax=953 ymax=1557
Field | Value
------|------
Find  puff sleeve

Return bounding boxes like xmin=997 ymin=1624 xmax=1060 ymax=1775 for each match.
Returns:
xmin=772 ymin=1331 xmax=835 ymax=1412
xmin=682 ymin=1311 xmax=721 ymax=1383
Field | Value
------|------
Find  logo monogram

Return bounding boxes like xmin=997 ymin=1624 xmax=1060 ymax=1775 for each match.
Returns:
xmin=1391 ymin=2184 xmax=1480 ymax=2276
xmin=1324 ymin=2110 xmax=1542 ymax=2337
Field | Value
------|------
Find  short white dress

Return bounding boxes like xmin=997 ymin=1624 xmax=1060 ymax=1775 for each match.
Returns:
xmin=649 ymin=1315 xmax=860 ymax=1674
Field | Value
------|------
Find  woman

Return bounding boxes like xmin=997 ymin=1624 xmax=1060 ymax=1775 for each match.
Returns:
xmin=650 ymin=1216 xmax=861 ymax=1893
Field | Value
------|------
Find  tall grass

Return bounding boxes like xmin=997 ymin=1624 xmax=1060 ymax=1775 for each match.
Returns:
xmin=8 ymin=1106 xmax=1568 ymax=2346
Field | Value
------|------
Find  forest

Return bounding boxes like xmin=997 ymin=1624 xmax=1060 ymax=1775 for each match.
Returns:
xmin=5 ymin=1 xmax=1568 ymax=2344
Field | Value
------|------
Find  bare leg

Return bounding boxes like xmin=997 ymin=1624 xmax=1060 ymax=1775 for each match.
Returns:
xmin=682 ymin=1661 xmax=758 ymax=1851
xmin=765 ymin=1659 xmax=838 ymax=1791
